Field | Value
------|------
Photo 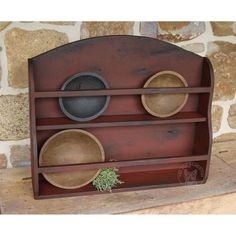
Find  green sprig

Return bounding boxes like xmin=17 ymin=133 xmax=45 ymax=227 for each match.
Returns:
xmin=92 ymin=168 xmax=123 ymax=192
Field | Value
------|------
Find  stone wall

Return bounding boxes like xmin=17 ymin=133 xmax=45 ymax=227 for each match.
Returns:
xmin=0 ymin=21 xmax=235 ymax=169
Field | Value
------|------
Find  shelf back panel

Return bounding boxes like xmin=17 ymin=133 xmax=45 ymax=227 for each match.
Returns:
xmin=31 ymin=36 xmax=204 ymax=93
xmin=36 ymin=123 xmax=196 ymax=162
xmin=35 ymin=94 xmax=200 ymax=118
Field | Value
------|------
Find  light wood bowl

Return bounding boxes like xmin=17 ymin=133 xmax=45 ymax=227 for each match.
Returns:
xmin=141 ymin=71 xmax=188 ymax=118
xmin=39 ymin=129 xmax=105 ymax=189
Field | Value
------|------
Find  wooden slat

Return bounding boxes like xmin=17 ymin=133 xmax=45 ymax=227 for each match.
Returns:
xmin=38 ymin=181 xmax=206 ymax=199
xmin=33 ymin=87 xmax=211 ymax=98
xmin=37 ymin=155 xmax=208 ymax=173
xmin=36 ymin=112 xmax=207 ymax=131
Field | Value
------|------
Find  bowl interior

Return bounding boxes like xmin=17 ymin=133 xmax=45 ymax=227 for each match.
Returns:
xmin=142 ymin=72 xmax=188 ymax=117
xmin=59 ymin=73 xmax=110 ymax=121
xmin=39 ymin=129 xmax=105 ymax=189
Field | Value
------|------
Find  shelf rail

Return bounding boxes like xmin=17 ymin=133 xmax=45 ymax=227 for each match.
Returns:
xmin=36 ymin=112 xmax=207 ymax=131
xmin=38 ymin=155 xmax=208 ymax=174
xmin=33 ymin=87 xmax=211 ymax=98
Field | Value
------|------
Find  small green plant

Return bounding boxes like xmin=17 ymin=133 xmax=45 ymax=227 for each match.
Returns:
xmin=93 ymin=168 xmax=123 ymax=192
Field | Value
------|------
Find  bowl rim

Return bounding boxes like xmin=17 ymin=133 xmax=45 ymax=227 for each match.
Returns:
xmin=59 ymin=72 xmax=110 ymax=122
xmin=141 ymin=70 xmax=189 ymax=118
xmin=39 ymin=129 xmax=105 ymax=189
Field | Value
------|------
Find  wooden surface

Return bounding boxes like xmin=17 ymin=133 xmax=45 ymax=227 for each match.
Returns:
xmin=1 ymin=155 xmax=236 ymax=214
xmin=125 ymin=192 xmax=236 ymax=214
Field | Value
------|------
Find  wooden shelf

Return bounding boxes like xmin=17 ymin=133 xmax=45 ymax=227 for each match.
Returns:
xmin=36 ymin=112 xmax=207 ymax=131
xmin=29 ymin=36 xmax=214 ymax=199
xmin=33 ymin=87 xmax=211 ymax=98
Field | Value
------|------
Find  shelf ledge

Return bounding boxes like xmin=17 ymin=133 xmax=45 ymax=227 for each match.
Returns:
xmin=37 ymin=154 xmax=208 ymax=174
xmin=33 ymin=87 xmax=211 ymax=98
xmin=36 ymin=112 xmax=207 ymax=131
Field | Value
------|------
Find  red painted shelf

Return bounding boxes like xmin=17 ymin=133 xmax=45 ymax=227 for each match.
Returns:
xmin=29 ymin=35 xmax=214 ymax=199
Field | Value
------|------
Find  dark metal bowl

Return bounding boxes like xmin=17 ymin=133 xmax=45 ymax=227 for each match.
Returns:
xmin=59 ymin=72 xmax=110 ymax=121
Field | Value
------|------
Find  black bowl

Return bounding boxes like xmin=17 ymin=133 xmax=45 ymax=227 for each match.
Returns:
xmin=59 ymin=72 xmax=110 ymax=122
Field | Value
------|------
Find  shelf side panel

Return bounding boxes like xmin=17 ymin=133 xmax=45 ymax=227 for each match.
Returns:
xmin=193 ymin=57 xmax=214 ymax=179
xmin=28 ymin=59 xmax=39 ymax=196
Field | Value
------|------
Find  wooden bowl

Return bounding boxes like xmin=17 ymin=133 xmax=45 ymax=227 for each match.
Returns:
xmin=59 ymin=72 xmax=110 ymax=122
xmin=39 ymin=129 xmax=105 ymax=189
xmin=141 ymin=71 xmax=188 ymax=117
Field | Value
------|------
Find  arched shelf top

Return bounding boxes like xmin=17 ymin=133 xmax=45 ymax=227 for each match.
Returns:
xmin=30 ymin=35 xmax=202 ymax=62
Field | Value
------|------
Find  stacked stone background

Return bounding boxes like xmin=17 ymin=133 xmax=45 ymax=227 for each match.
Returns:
xmin=0 ymin=21 xmax=235 ymax=169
